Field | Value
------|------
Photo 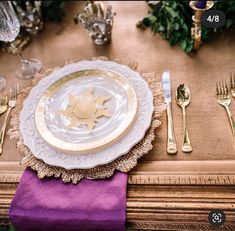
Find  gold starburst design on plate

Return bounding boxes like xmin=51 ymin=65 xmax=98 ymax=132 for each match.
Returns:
xmin=60 ymin=87 xmax=112 ymax=130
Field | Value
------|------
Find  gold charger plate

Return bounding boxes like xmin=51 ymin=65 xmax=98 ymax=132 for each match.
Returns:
xmin=35 ymin=69 xmax=137 ymax=153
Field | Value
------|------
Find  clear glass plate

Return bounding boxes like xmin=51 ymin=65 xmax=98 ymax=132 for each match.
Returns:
xmin=35 ymin=69 xmax=137 ymax=153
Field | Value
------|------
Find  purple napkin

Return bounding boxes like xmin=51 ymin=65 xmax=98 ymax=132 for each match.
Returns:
xmin=9 ymin=168 xmax=127 ymax=231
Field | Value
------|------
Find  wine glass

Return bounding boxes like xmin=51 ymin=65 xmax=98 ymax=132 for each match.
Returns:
xmin=0 ymin=1 xmax=42 ymax=79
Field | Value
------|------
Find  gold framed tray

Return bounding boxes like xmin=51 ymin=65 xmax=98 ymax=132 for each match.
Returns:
xmin=35 ymin=69 xmax=137 ymax=153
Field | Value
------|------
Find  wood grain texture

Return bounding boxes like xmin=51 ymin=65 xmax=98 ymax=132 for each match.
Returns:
xmin=0 ymin=1 xmax=235 ymax=230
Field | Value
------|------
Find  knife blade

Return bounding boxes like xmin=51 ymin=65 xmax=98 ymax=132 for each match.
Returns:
xmin=161 ymin=70 xmax=177 ymax=154
xmin=162 ymin=70 xmax=171 ymax=103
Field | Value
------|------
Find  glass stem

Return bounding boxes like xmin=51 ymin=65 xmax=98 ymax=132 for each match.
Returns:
xmin=10 ymin=43 xmax=26 ymax=62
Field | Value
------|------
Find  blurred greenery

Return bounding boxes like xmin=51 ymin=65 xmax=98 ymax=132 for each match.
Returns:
xmin=138 ymin=0 xmax=235 ymax=53
xmin=15 ymin=0 xmax=66 ymax=22
xmin=41 ymin=0 xmax=66 ymax=22
xmin=0 ymin=225 xmax=16 ymax=231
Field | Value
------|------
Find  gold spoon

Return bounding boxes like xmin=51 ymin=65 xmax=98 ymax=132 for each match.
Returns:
xmin=176 ymin=84 xmax=192 ymax=153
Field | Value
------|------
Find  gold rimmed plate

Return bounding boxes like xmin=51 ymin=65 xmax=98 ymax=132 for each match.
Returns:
xmin=35 ymin=69 xmax=137 ymax=153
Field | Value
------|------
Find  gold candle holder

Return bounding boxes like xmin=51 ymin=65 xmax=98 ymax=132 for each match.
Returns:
xmin=189 ymin=1 xmax=214 ymax=49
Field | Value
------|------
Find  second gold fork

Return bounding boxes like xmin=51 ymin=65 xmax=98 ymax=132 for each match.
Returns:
xmin=216 ymin=81 xmax=235 ymax=139
xmin=0 ymin=94 xmax=8 ymax=116
xmin=230 ymin=72 xmax=235 ymax=98
xmin=0 ymin=84 xmax=19 ymax=154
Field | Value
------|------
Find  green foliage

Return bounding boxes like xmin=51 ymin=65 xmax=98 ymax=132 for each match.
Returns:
xmin=41 ymin=0 xmax=65 ymax=22
xmin=13 ymin=0 xmax=66 ymax=22
xmin=0 ymin=225 xmax=16 ymax=231
xmin=138 ymin=0 xmax=235 ymax=53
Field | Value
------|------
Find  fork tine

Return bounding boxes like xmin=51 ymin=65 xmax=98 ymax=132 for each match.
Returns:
xmin=16 ymin=83 xmax=19 ymax=97
xmin=230 ymin=73 xmax=233 ymax=88
xmin=225 ymin=82 xmax=229 ymax=95
xmin=129 ymin=62 xmax=134 ymax=69
xmin=4 ymin=94 xmax=8 ymax=105
xmin=218 ymin=82 xmax=222 ymax=95
xmin=14 ymin=83 xmax=17 ymax=99
xmin=230 ymin=72 xmax=235 ymax=89
xmin=222 ymin=82 xmax=225 ymax=95
xmin=9 ymin=86 xmax=13 ymax=100
xmin=128 ymin=61 xmax=138 ymax=70
xmin=16 ymin=83 xmax=19 ymax=95
xmin=222 ymin=82 xmax=226 ymax=95
xmin=12 ymin=83 xmax=19 ymax=100
xmin=219 ymin=82 xmax=223 ymax=95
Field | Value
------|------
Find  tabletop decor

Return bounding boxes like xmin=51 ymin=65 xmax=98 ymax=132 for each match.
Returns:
xmin=216 ymin=81 xmax=235 ymax=139
xmin=10 ymin=168 xmax=127 ymax=231
xmin=0 ymin=0 xmax=65 ymax=54
xmin=231 ymin=72 xmax=235 ymax=99
xmin=0 ymin=31 xmax=31 ymax=56
xmin=8 ymin=57 xmax=164 ymax=230
xmin=138 ymin=0 xmax=235 ymax=53
xmin=162 ymin=70 xmax=177 ymax=155
xmin=0 ymin=84 xmax=19 ymax=155
xmin=8 ymin=57 xmax=165 ymax=183
xmin=189 ymin=0 xmax=214 ymax=49
xmin=58 ymin=87 xmax=113 ymax=130
xmin=35 ymin=69 xmax=137 ymax=153
xmin=195 ymin=0 xmax=207 ymax=9
xmin=75 ymin=1 xmax=115 ymax=45
xmin=0 ymin=1 xmax=42 ymax=79
xmin=176 ymin=84 xmax=192 ymax=152
xmin=0 ymin=94 xmax=8 ymax=116
xmin=12 ymin=1 xmax=43 ymax=35
xmin=0 ymin=76 xmax=6 ymax=92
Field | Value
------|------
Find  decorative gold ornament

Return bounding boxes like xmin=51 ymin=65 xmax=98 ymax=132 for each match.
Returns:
xmin=189 ymin=1 xmax=214 ymax=50
xmin=0 ymin=32 xmax=31 ymax=55
xmin=60 ymin=88 xmax=112 ymax=130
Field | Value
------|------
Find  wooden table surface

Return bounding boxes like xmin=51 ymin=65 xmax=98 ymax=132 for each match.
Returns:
xmin=0 ymin=2 xmax=235 ymax=230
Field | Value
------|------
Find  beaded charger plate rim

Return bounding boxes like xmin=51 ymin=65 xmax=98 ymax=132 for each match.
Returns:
xmin=8 ymin=57 xmax=166 ymax=183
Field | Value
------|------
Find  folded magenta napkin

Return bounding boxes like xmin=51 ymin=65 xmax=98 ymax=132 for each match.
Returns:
xmin=9 ymin=168 xmax=127 ymax=231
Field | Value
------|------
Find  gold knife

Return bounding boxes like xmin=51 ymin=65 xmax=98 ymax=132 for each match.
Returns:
xmin=162 ymin=70 xmax=177 ymax=154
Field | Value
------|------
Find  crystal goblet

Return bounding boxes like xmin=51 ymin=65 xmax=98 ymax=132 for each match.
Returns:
xmin=0 ymin=1 xmax=42 ymax=79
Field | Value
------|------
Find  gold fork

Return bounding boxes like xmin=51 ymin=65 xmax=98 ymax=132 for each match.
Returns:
xmin=0 ymin=94 xmax=8 ymax=116
xmin=216 ymin=81 xmax=235 ymax=139
xmin=128 ymin=61 xmax=138 ymax=70
xmin=230 ymin=72 xmax=235 ymax=98
xmin=0 ymin=84 xmax=19 ymax=154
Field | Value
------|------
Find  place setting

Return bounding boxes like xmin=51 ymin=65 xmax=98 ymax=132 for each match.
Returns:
xmin=1 ymin=0 xmax=235 ymax=231
xmin=162 ymin=70 xmax=235 ymax=159
xmin=5 ymin=63 xmax=235 ymax=230
xmin=162 ymin=70 xmax=192 ymax=155
xmin=4 ymin=56 xmax=166 ymax=230
xmin=0 ymin=2 xmax=167 ymax=229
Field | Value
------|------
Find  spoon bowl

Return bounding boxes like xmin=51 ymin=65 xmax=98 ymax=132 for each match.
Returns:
xmin=176 ymin=84 xmax=191 ymax=107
